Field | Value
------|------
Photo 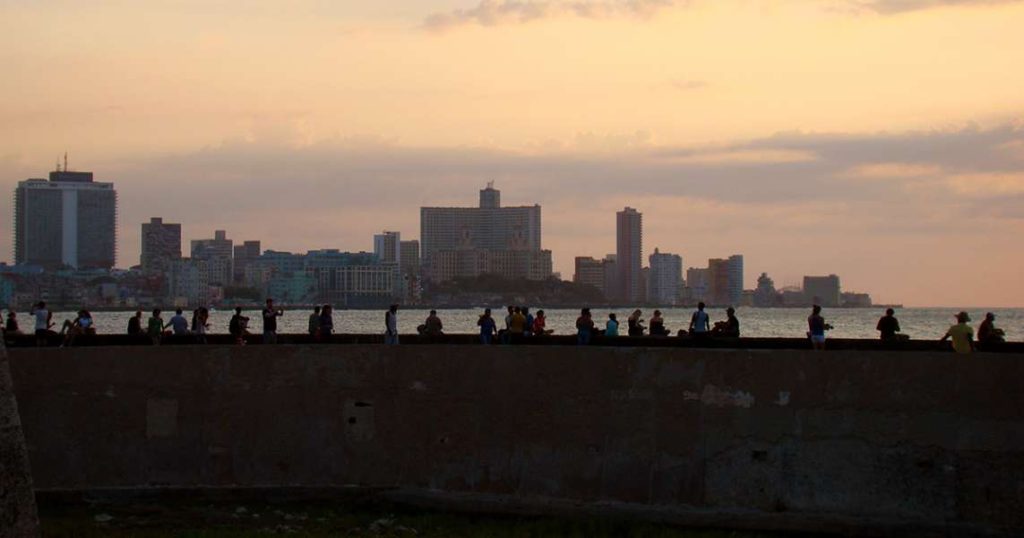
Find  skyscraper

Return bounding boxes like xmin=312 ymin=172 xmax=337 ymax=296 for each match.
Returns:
xmin=373 ymin=231 xmax=401 ymax=265
xmin=615 ymin=207 xmax=642 ymax=303
xmin=648 ymin=248 xmax=683 ymax=305
xmin=708 ymin=255 xmax=744 ymax=306
xmin=13 ymin=169 xmax=117 ymax=269
xmin=140 ymin=217 xmax=181 ymax=273
xmin=191 ymin=230 xmax=233 ymax=285
xmin=232 ymin=240 xmax=261 ymax=284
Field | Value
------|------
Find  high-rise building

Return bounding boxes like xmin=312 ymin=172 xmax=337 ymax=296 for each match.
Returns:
xmin=374 ymin=231 xmax=401 ymax=265
xmin=140 ymin=217 xmax=181 ymax=273
xmin=420 ymin=184 xmax=549 ymax=282
xmin=615 ymin=207 xmax=642 ymax=303
xmin=13 ymin=169 xmax=117 ymax=269
xmin=191 ymin=230 xmax=233 ymax=285
xmin=685 ymin=267 xmax=709 ymax=304
xmin=707 ymin=255 xmax=744 ymax=306
xmin=399 ymin=240 xmax=420 ymax=275
xmin=648 ymin=248 xmax=682 ymax=305
xmin=804 ymin=274 xmax=841 ymax=307
xmin=232 ymin=240 xmax=261 ymax=284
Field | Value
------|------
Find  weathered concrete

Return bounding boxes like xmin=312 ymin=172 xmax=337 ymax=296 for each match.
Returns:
xmin=9 ymin=345 xmax=1024 ymax=536
xmin=0 ymin=339 xmax=40 ymax=537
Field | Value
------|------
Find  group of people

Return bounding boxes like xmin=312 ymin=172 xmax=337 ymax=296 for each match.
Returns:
xmin=1 ymin=300 xmax=1013 ymax=352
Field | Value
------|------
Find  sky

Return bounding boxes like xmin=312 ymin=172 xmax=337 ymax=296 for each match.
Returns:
xmin=2 ymin=0 xmax=1023 ymax=307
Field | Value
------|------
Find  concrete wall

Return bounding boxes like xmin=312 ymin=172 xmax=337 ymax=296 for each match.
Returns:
xmin=0 ymin=341 xmax=40 ymax=537
xmin=9 ymin=345 xmax=1024 ymax=535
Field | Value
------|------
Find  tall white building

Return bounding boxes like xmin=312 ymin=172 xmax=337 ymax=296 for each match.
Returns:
xmin=648 ymin=248 xmax=683 ymax=305
xmin=14 ymin=169 xmax=117 ymax=269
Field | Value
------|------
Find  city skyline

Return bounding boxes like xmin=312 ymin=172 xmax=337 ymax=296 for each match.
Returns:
xmin=3 ymin=1 xmax=1024 ymax=307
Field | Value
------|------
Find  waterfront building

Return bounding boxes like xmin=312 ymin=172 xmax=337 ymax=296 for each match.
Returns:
xmin=804 ymin=274 xmax=841 ymax=307
xmin=684 ymin=267 xmax=709 ymax=304
xmin=190 ymin=230 xmax=233 ymax=285
xmin=420 ymin=184 xmax=549 ymax=282
xmin=648 ymin=248 xmax=683 ymax=305
xmin=753 ymin=272 xmax=780 ymax=307
xmin=305 ymin=249 xmax=400 ymax=307
xmin=708 ymin=255 xmax=744 ymax=306
xmin=232 ymin=240 xmax=261 ymax=284
xmin=574 ymin=256 xmax=605 ymax=293
xmin=399 ymin=240 xmax=420 ymax=276
xmin=615 ymin=207 xmax=643 ymax=303
xmin=140 ymin=217 xmax=181 ymax=274
xmin=374 ymin=231 xmax=401 ymax=265
xmin=13 ymin=168 xmax=117 ymax=269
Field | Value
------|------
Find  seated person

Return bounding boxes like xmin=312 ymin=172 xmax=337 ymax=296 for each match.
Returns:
xmin=977 ymin=312 xmax=1005 ymax=344
xmin=627 ymin=310 xmax=646 ymax=336
xmin=649 ymin=310 xmax=670 ymax=336
xmin=710 ymin=307 xmax=740 ymax=338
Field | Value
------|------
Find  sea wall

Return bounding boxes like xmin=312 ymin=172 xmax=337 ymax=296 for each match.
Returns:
xmin=9 ymin=345 xmax=1024 ymax=536
xmin=0 ymin=341 xmax=40 ymax=537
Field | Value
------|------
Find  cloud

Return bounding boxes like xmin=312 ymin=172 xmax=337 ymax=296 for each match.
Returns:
xmin=422 ymin=0 xmax=679 ymax=31
xmin=853 ymin=0 xmax=1022 ymax=14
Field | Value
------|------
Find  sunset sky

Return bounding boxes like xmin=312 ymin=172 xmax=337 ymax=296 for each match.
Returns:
xmin=2 ymin=0 xmax=1023 ymax=306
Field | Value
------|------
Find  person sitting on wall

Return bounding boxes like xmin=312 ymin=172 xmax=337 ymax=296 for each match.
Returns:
xmin=711 ymin=307 xmax=740 ymax=338
xmin=649 ymin=310 xmax=670 ymax=336
xmin=627 ymin=310 xmax=645 ymax=336
xmin=977 ymin=312 xmax=1005 ymax=344
xmin=423 ymin=310 xmax=444 ymax=337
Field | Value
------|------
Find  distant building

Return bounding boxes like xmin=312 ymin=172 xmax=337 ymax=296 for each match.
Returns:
xmin=140 ymin=217 xmax=181 ymax=274
xmin=399 ymin=240 xmax=420 ymax=275
xmin=602 ymin=254 xmax=618 ymax=299
xmin=305 ymin=249 xmax=400 ymax=307
xmin=753 ymin=272 xmax=780 ymax=307
xmin=648 ymin=248 xmax=682 ymax=305
xmin=420 ymin=184 xmax=550 ymax=282
xmin=574 ymin=256 xmax=606 ymax=293
xmin=615 ymin=207 xmax=643 ymax=303
xmin=841 ymin=292 xmax=872 ymax=308
xmin=232 ymin=240 xmax=261 ymax=284
xmin=14 ymin=168 xmax=117 ymax=269
xmin=684 ymin=267 xmax=709 ymax=304
xmin=191 ymin=230 xmax=233 ymax=286
xmin=374 ymin=231 xmax=401 ymax=265
xmin=708 ymin=255 xmax=743 ymax=306
xmin=804 ymin=274 xmax=841 ymax=307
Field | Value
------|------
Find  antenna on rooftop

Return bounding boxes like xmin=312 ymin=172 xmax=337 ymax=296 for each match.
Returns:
xmin=486 ymin=180 xmax=495 ymax=189
xmin=64 ymin=152 xmax=68 ymax=172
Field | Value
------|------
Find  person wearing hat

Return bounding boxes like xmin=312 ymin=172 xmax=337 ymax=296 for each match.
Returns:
xmin=941 ymin=311 xmax=975 ymax=353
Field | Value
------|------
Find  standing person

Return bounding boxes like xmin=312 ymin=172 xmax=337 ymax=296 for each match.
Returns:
xmin=807 ymin=305 xmax=833 ymax=351
xmin=627 ymin=309 xmax=645 ymax=336
xmin=308 ymin=305 xmax=321 ymax=338
xmin=876 ymin=308 xmax=901 ymax=341
xmin=262 ymin=298 xmax=284 ymax=344
xmin=605 ymin=313 xmax=619 ymax=337
xmin=168 ymin=308 xmax=190 ymax=336
xmin=941 ymin=311 xmax=975 ymax=353
xmin=319 ymin=304 xmax=334 ymax=341
xmin=147 ymin=309 xmax=165 ymax=345
xmin=501 ymin=305 xmax=515 ymax=344
xmin=649 ymin=310 xmax=668 ymax=336
xmin=32 ymin=301 xmax=52 ymax=346
xmin=127 ymin=310 xmax=143 ymax=338
xmin=192 ymin=307 xmax=209 ymax=344
xmin=229 ymin=307 xmax=249 ymax=345
xmin=576 ymin=308 xmax=595 ymax=345
xmin=689 ymin=302 xmax=710 ymax=337
xmin=478 ymin=308 xmax=497 ymax=344
xmin=384 ymin=304 xmax=400 ymax=345
xmin=423 ymin=310 xmax=443 ymax=336
xmin=977 ymin=312 xmax=1005 ymax=344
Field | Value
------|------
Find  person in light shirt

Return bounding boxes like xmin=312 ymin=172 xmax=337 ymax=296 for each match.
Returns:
xmin=941 ymin=311 xmax=975 ymax=354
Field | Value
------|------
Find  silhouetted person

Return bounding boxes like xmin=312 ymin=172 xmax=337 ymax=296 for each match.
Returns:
xmin=127 ymin=310 xmax=143 ymax=338
xmin=978 ymin=312 xmax=1005 ymax=344
xmin=807 ymin=305 xmax=833 ymax=351
xmin=32 ymin=301 xmax=53 ymax=346
xmin=627 ymin=309 xmax=645 ymax=336
xmin=385 ymin=304 xmax=399 ymax=345
xmin=168 ymin=308 xmax=190 ymax=336
xmin=319 ymin=304 xmax=334 ymax=340
xmin=61 ymin=309 xmax=93 ymax=347
xmin=262 ymin=298 xmax=284 ymax=344
xmin=712 ymin=307 xmax=740 ymax=338
xmin=478 ymin=308 xmax=497 ymax=344
xmin=192 ymin=307 xmax=209 ymax=344
xmin=147 ymin=309 xmax=164 ymax=345
xmin=5 ymin=311 xmax=20 ymax=335
xmin=508 ymin=307 xmax=527 ymax=340
xmin=876 ymin=308 xmax=901 ymax=341
xmin=308 ymin=305 xmax=321 ymax=337
xmin=522 ymin=307 xmax=534 ymax=337
xmin=229 ymin=307 xmax=249 ymax=345
xmin=650 ymin=310 xmax=669 ymax=336
xmin=533 ymin=309 xmax=552 ymax=336
xmin=423 ymin=310 xmax=443 ymax=337
xmin=689 ymin=302 xmax=710 ymax=337
xmin=941 ymin=311 xmax=975 ymax=353
xmin=576 ymin=308 xmax=595 ymax=345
